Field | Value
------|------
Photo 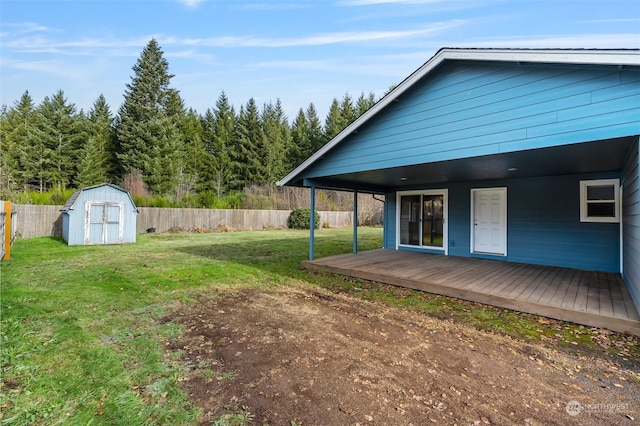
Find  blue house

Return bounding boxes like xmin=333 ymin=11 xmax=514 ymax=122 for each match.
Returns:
xmin=61 ymin=183 xmax=139 ymax=246
xmin=278 ymin=48 xmax=640 ymax=325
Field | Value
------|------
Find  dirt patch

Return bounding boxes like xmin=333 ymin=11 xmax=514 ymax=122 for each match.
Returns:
xmin=167 ymin=288 xmax=639 ymax=425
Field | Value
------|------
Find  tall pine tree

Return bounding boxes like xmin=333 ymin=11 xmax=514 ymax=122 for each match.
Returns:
xmin=339 ymin=93 xmax=356 ymax=128
xmin=261 ymin=99 xmax=290 ymax=185
xmin=356 ymin=92 xmax=377 ymax=116
xmin=75 ymin=94 xmax=113 ymax=187
xmin=0 ymin=91 xmax=41 ymax=191
xmin=306 ymin=103 xmax=325 ymax=154
xmin=203 ymin=92 xmax=235 ymax=196
xmin=116 ymin=38 xmax=184 ymax=195
xmin=231 ymin=98 xmax=264 ymax=190
xmin=37 ymin=90 xmax=85 ymax=191
xmin=288 ymin=108 xmax=309 ymax=170
xmin=75 ymin=136 xmax=107 ymax=188
xmin=324 ymin=98 xmax=343 ymax=141
xmin=179 ymin=108 xmax=205 ymax=196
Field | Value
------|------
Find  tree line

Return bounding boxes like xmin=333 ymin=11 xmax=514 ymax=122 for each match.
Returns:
xmin=0 ymin=38 xmax=378 ymax=203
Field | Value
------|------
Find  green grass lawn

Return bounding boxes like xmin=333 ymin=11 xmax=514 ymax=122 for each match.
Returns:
xmin=1 ymin=228 xmax=637 ymax=425
xmin=0 ymin=228 xmax=383 ymax=425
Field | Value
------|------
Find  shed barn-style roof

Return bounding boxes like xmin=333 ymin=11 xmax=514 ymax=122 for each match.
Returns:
xmin=61 ymin=183 xmax=138 ymax=213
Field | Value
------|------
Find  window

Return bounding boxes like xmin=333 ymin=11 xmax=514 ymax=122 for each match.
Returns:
xmin=580 ymin=179 xmax=620 ymax=223
xmin=397 ymin=190 xmax=447 ymax=250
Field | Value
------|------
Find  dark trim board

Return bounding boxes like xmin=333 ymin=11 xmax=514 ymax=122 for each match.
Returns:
xmin=302 ymin=249 xmax=640 ymax=335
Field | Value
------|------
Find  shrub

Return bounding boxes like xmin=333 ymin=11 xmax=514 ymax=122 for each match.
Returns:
xmin=6 ymin=189 xmax=75 ymax=205
xmin=288 ymin=207 xmax=320 ymax=229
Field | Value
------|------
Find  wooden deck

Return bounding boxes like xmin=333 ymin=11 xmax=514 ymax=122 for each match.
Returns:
xmin=302 ymin=249 xmax=640 ymax=335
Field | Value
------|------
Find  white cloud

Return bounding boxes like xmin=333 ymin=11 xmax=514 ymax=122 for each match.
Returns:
xmin=2 ymin=22 xmax=54 ymax=35
xmin=2 ymin=20 xmax=463 ymax=54
xmin=576 ymin=18 xmax=640 ymax=24
xmin=171 ymin=20 xmax=464 ymax=48
xmin=176 ymin=0 xmax=207 ymax=8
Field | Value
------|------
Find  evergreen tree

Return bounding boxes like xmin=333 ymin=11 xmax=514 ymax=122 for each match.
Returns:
xmin=0 ymin=91 xmax=41 ymax=191
xmin=36 ymin=90 xmax=85 ymax=191
xmin=159 ymin=89 xmax=188 ymax=197
xmin=385 ymin=84 xmax=398 ymax=96
xmin=75 ymin=136 xmax=107 ymax=187
xmin=356 ymin=91 xmax=377 ymax=116
xmin=231 ymin=98 xmax=264 ymax=190
xmin=82 ymin=94 xmax=114 ymax=184
xmin=340 ymin=93 xmax=356 ymax=128
xmin=261 ymin=99 xmax=289 ymax=185
xmin=203 ymin=92 xmax=235 ymax=196
xmin=116 ymin=38 xmax=183 ymax=194
xmin=288 ymin=108 xmax=309 ymax=169
xmin=306 ymin=103 xmax=326 ymax=154
xmin=324 ymin=98 xmax=343 ymax=141
xmin=0 ymin=53 xmax=382 ymax=203
xmin=200 ymin=108 xmax=217 ymax=193
xmin=180 ymin=108 xmax=205 ymax=196
xmin=145 ymin=115 xmax=183 ymax=195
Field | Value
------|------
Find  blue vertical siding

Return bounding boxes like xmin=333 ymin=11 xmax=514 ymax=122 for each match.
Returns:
xmin=622 ymin=138 xmax=640 ymax=308
xmin=305 ymin=62 xmax=640 ymax=179
xmin=61 ymin=215 xmax=70 ymax=243
xmin=386 ymin=172 xmax=621 ymax=272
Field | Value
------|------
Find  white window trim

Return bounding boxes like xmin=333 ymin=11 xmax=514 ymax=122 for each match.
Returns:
xmin=579 ymin=179 xmax=620 ymax=223
xmin=396 ymin=189 xmax=448 ymax=254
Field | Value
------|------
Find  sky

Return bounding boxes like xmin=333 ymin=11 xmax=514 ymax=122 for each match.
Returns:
xmin=1 ymin=0 xmax=639 ymax=121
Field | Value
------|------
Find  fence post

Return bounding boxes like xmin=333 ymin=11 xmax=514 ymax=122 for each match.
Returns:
xmin=2 ymin=201 xmax=11 ymax=260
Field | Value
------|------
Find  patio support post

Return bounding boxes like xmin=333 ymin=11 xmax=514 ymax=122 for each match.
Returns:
xmin=353 ymin=190 xmax=358 ymax=253
xmin=382 ymin=197 xmax=386 ymax=249
xmin=309 ymin=184 xmax=316 ymax=261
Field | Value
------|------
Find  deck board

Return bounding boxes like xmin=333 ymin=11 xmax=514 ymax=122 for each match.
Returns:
xmin=303 ymin=249 xmax=640 ymax=335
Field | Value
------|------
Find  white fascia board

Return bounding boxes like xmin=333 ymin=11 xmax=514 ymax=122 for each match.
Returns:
xmin=276 ymin=48 xmax=640 ymax=187
xmin=441 ymin=48 xmax=640 ymax=66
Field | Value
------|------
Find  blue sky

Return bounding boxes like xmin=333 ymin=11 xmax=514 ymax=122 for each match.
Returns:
xmin=1 ymin=0 xmax=639 ymax=121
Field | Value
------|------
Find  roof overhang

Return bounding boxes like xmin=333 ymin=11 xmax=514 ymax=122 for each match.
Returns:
xmin=277 ymin=48 xmax=640 ymax=189
xmin=300 ymin=136 xmax=636 ymax=193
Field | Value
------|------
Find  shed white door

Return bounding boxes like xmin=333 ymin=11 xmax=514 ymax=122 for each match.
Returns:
xmin=472 ymin=188 xmax=507 ymax=255
xmin=85 ymin=202 xmax=124 ymax=245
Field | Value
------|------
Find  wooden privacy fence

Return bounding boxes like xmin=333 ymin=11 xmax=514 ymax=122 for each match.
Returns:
xmin=11 ymin=204 xmax=354 ymax=239
xmin=137 ymin=207 xmax=353 ymax=233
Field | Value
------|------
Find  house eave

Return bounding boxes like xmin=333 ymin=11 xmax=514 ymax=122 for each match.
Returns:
xmin=276 ymin=47 xmax=640 ymax=188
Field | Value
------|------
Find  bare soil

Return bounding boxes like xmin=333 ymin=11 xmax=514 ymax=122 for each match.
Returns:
xmin=166 ymin=287 xmax=639 ymax=425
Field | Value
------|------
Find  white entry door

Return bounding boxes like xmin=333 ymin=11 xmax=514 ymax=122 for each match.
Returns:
xmin=472 ymin=188 xmax=507 ymax=255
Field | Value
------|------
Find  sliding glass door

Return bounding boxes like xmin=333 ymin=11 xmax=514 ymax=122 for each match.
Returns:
xmin=422 ymin=195 xmax=444 ymax=247
xmin=398 ymin=190 xmax=447 ymax=251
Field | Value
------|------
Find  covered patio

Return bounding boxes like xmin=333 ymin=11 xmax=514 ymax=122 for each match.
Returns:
xmin=303 ymin=249 xmax=640 ymax=335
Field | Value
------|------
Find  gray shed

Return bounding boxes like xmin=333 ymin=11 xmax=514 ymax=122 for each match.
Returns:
xmin=61 ymin=183 xmax=138 ymax=245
